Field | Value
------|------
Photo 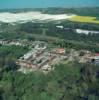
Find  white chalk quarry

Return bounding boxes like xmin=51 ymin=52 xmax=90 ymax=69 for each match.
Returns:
xmin=0 ymin=11 xmax=76 ymax=23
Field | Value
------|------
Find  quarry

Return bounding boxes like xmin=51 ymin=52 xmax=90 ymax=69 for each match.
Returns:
xmin=0 ymin=11 xmax=76 ymax=23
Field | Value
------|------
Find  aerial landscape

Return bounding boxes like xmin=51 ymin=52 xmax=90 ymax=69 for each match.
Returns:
xmin=0 ymin=0 xmax=99 ymax=100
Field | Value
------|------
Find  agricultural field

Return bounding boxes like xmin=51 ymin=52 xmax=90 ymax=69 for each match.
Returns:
xmin=69 ymin=15 xmax=99 ymax=24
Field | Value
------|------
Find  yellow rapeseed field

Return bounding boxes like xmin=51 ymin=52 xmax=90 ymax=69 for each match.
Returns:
xmin=69 ymin=15 xmax=99 ymax=24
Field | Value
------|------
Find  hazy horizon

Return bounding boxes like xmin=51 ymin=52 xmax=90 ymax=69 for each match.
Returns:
xmin=0 ymin=0 xmax=99 ymax=9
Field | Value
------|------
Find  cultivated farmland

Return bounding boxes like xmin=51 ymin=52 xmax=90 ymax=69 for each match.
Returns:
xmin=69 ymin=15 xmax=99 ymax=24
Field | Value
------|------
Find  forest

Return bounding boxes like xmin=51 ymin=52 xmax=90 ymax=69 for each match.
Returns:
xmin=0 ymin=48 xmax=99 ymax=100
xmin=0 ymin=7 xmax=99 ymax=100
xmin=1 ymin=20 xmax=99 ymax=52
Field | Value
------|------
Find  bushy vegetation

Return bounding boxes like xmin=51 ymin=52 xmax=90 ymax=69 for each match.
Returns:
xmin=1 ymin=20 xmax=99 ymax=43
xmin=51 ymin=40 xmax=99 ymax=53
xmin=0 ymin=42 xmax=99 ymax=100
xmin=0 ymin=7 xmax=99 ymax=100
xmin=1 ymin=20 xmax=99 ymax=52
xmin=0 ymin=60 xmax=99 ymax=100
xmin=0 ymin=45 xmax=28 ymax=72
xmin=0 ymin=45 xmax=28 ymax=59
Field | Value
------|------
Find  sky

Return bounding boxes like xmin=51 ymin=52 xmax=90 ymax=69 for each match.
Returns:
xmin=0 ymin=0 xmax=99 ymax=9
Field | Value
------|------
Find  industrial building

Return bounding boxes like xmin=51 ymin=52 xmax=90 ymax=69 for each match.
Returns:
xmin=16 ymin=41 xmax=67 ymax=73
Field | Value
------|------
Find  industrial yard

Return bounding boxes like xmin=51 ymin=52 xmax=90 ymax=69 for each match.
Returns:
xmin=14 ymin=40 xmax=99 ymax=73
xmin=1 ymin=39 xmax=99 ymax=73
xmin=16 ymin=41 xmax=67 ymax=73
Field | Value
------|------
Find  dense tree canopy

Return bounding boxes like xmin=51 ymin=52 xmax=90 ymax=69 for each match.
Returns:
xmin=0 ymin=61 xmax=99 ymax=100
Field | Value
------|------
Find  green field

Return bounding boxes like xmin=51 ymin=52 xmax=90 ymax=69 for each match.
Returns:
xmin=69 ymin=15 xmax=99 ymax=24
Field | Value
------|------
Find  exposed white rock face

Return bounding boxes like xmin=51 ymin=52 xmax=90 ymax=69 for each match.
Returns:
xmin=76 ymin=29 xmax=99 ymax=35
xmin=0 ymin=11 xmax=75 ymax=23
xmin=56 ymin=25 xmax=64 ymax=29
